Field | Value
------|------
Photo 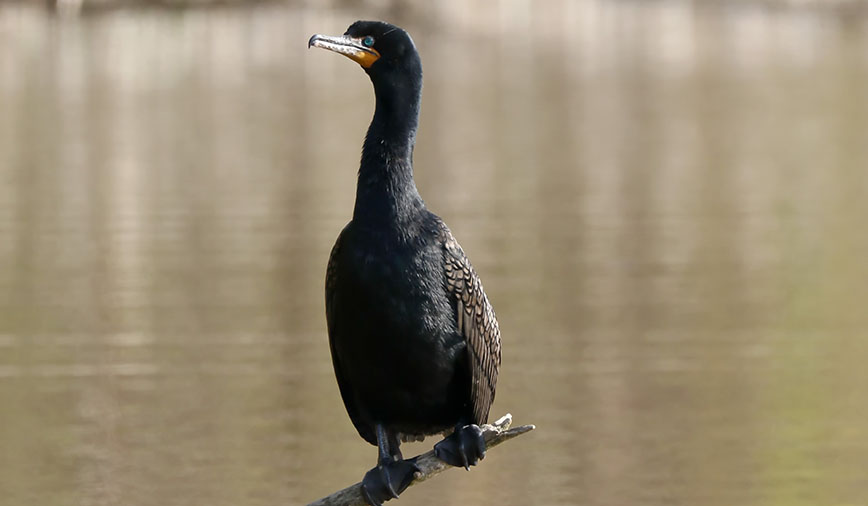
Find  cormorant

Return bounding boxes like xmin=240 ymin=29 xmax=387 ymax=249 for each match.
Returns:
xmin=309 ymin=21 xmax=502 ymax=505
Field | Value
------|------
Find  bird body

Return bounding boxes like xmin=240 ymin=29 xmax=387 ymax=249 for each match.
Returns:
xmin=310 ymin=20 xmax=501 ymax=505
xmin=328 ymin=215 xmax=470 ymax=443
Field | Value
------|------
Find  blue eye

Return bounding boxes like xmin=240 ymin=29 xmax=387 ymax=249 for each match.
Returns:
xmin=362 ymin=36 xmax=375 ymax=48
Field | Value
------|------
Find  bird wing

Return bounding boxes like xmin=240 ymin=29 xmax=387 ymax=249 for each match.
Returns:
xmin=325 ymin=226 xmax=375 ymax=445
xmin=440 ymin=224 xmax=501 ymax=425
xmin=325 ymin=228 xmax=343 ymax=319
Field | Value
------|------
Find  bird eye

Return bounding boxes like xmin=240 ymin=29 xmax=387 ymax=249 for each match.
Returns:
xmin=362 ymin=36 xmax=375 ymax=48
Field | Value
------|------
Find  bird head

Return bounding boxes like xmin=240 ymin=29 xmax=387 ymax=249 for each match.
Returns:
xmin=308 ymin=21 xmax=421 ymax=81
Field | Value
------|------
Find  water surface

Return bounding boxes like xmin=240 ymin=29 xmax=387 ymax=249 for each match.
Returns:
xmin=1 ymin=2 xmax=868 ymax=505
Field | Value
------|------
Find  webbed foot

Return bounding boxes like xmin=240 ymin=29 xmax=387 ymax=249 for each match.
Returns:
xmin=434 ymin=424 xmax=486 ymax=470
xmin=361 ymin=458 xmax=419 ymax=506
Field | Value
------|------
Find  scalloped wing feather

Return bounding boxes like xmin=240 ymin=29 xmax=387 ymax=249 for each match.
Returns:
xmin=441 ymin=227 xmax=501 ymax=425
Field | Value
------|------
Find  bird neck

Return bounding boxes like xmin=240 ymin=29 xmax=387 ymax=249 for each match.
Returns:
xmin=353 ymin=78 xmax=425 ymax=227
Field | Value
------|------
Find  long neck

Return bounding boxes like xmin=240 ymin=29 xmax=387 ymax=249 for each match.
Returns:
xmin=353 ymin=76 xmax=425 ymax=227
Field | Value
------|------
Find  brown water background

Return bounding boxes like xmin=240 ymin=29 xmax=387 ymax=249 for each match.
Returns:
xmin=2 ymin=2 xmax=868 ymax=505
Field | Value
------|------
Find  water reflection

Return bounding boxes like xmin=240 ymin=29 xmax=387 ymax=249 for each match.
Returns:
xmin=1 ymin=2 xmax=867 ymax=506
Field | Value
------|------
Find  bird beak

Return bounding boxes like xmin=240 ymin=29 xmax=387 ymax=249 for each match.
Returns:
xmin=308 ymin=34 xmax=381 ymax=69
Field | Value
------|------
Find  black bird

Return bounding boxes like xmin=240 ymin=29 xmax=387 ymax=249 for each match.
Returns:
xmin=309 ymin=21 xmax=501 ymax=505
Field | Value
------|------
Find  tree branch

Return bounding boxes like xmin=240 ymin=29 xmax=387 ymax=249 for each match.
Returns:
xmin=305 ymin=413 xmax=535 ymax=506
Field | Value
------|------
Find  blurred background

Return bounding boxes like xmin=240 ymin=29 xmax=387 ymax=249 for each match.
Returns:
xmin=2 ymin=0 xmax=868 ymax=505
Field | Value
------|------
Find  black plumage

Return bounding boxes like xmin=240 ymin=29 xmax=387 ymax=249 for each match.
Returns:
xmin=310 ymin=21 xmax=501 ymax=505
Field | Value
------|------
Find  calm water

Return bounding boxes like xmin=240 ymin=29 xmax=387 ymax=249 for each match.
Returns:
xmin=2 ymin=2 xmax=868 ymax=505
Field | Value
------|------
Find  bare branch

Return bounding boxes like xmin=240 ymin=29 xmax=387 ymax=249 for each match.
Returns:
xmin=306 ymin=414 xmax=535 ymax=506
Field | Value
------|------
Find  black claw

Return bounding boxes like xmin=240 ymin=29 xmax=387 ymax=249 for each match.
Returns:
xmin=434 ymin=424 xmax=486 ymax=470
xmin=383 ymin=466 xmax=399 ymax=499
xmin=361 ymin=459 xmax=419 ymax=506
xmin=361 ymin=484 xmax=380 ymax=506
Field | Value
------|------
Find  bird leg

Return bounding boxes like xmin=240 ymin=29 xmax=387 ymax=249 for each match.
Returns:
xmin=433 ymin=422 xmax=486 ymax=470
xmin=361 ymin=424 xmax=419 ymax=506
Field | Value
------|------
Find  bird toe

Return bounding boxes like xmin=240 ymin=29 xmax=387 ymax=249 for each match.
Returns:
xmin=434 ymin=424 xmax=486 ymax=469
xmin=361 ymin=459 xmax=418 ymax=505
